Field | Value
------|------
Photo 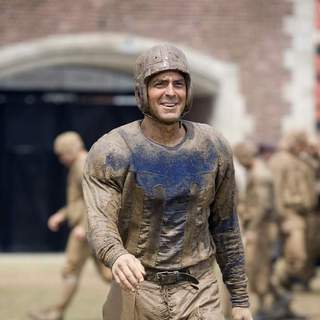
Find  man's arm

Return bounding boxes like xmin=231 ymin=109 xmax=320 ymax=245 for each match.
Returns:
xmin=82 ymin=138 xmax=128 ymax=267
xmin=82 ymin=135 xmax=145 ymax=291
xmin=281 ymin=162 xmax=315 ymax=214
xmin=64 ymin=158 xmax=88 ymax=227
xmin=246 ymin=176 xmax=273 ymax=231
xmin=210 ymin=138 xmax=252 ymax=319
xmin=48 ymin=209 xmax=66 ymax=232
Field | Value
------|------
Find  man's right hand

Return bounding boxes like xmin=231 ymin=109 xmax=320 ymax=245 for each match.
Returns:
xmin=47 ymin=212 xmax=65 ymax=232
xmin=231 ymin=307 xmax=253 ymax=320
xmin=112 ymin=254 xmax=145 ymax=292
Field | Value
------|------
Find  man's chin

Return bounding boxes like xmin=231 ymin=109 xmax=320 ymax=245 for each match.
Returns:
xmin=151 ymin=112 xmax=181 ymax=124
xmin=156 ymin=117 xmax=180 ymax=125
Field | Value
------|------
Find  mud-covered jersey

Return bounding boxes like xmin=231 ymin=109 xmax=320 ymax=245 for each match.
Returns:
xmin=57 ymin=152 xmax=87 ymax=227
xmin=83 ymin=120 xmax=248 ymax=307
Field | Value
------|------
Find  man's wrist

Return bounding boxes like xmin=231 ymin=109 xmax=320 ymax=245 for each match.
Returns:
xmin=230 ymin=292 xmax=250 ymax=308
xmin=231 ymin=301 xmax=250 ymax=309
xmin=107 ymin=249 xmax=130 ymax=268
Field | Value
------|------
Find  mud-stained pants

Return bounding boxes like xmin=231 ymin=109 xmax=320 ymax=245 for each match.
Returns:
xmin=304 ymin=212 xmax=320 ymax=283
xmin=245 ymin=223 xmax=273 ymax=307
xmin=103 ymin=260 xmax=224 ymax=320
xmin=56 ymin=228 xmax=112 ymax=310
xmin=62 ymin=227 xmax=112 ymax=280
xmin=273 ymin=212 xmax=307 ymax=289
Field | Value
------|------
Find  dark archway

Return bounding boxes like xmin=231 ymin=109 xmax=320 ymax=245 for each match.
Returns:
xmin=0 ymin=66 xmax=141 ymax=252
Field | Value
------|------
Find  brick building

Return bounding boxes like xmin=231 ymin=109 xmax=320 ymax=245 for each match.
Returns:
xmin=0 ymin=0 xmax=316 ymax=251
xmin=0 ymin=0 xmax=316 ymax=143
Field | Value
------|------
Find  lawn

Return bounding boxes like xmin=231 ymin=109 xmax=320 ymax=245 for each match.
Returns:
xmin=0 ymin=254 xmax=110 ymax=320
xmin=1 ymin=254 xmax=320 ymax=320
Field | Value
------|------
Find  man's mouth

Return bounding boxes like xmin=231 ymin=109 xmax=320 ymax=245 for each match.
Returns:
xmin=160 ymin=102 xmax=177 ymax=107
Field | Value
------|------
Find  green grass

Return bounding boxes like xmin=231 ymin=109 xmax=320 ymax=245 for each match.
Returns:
xmin=0 ymin=254 xmax=110 ymax=320
xmin=1 ymin=254 xmax=320 ymax=320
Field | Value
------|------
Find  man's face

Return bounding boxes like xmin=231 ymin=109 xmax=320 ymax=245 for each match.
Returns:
xmin=57 ymin=150 xmax=76 ymax=167
xmin=292 ymin=140 xmax=305 ymax=156
xmin=147 ymin=70 xmax=187 ymax=124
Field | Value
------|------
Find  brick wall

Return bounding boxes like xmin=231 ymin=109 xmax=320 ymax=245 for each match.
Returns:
xmin=0 ymin=0 xmax=293 ymax=143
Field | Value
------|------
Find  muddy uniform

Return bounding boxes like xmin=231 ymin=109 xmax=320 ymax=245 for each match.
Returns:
xmin=238 ymin=160 xmax=274 ymax=310
xmin=218 ymin=159 xmax=248 ymax=318
xmin=300 ymin=152 xmax=319 ymax=285
xmin=269 ymin=150 xmax=316 ymax=287
xmin=83 ymin=120 xmax=249 ymax=320
xmin=309 ymin=155 xmax=320 ymax=262
xmin=59 ymin=152 xmax=111 ymax=291
xmin=29 ymin=141 xmax=112 ymax=320
xmin=58 ymin=152 xmax=87 ymax=228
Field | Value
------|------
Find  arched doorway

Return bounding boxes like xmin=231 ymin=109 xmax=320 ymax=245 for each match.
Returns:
xmin=0 ymin=65 xmax=141 ymax=252
xmin=0 ymin=33 xmax=252 ymax=252
xmin=0 ymin=33 xmax=252 ymax=140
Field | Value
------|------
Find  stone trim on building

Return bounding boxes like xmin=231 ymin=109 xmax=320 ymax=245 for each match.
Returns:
xmin=0 ymin=32 xmax=252 ymax=143
xmin=282 ymin=0 xmax=316 ymax=135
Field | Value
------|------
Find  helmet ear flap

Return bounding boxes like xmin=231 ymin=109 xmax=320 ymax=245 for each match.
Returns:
xmin=134 ymin=82 xmax=148 ymax=114
xmin=134 ymin=83 xmax=142 ymax=106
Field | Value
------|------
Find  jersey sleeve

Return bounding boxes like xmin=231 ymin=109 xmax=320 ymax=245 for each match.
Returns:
xmin=82 ymin=133 xmax=130 ymax=267
xmin=209 ymin=136 xmax=249 ymax=308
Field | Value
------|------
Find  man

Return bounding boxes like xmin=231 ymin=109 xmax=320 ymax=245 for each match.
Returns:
xmin=299 ymin=135 xmax=320 ymax=290
xmin=233 ymin=142 xmax=275 ymax=319
xmin=83 ymin=44 xmax=252 ymax=320
xmin=269 ymin=130 xmax=316 ymax=319
xmin=29 ymin=132 xmax=112 ymax=320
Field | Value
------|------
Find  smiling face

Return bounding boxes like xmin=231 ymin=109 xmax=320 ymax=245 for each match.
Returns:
xmin=56 ymin=149 xmax=77 ymax=167
xmin=147 ymin=70 xmax=187 ymax=124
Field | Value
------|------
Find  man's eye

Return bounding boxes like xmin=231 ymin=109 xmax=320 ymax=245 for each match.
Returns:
xmin=174 ymin=82 xmax=185 ymax=88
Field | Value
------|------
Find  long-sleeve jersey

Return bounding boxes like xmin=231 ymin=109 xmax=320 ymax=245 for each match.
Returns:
xmin=58 ymin=152 xmax=87 ymax=227
xmin=269 ymin=150 xmax=316 ymax=216
xmin=239 ymin=160 xmax=274 ymax=231
xmin=83 ymin=120 xmax=249 ymax=307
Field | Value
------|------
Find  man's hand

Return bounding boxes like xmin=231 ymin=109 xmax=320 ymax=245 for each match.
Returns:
xmin=244 ymin=230 xmax=256 ymax=244
xmin=112 ymin=254 xmax=145 ymax=292
xmin=47 ymin=212 xmax=65 ymax=232
xmin=232 ymin=307 xmax=253 ymax=320
xmin=73 ymin=225 xmax=86 ymax=241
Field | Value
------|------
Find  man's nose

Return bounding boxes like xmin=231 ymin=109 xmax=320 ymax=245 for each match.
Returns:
xmin=165 ymin=83 xmax=175 ymax=96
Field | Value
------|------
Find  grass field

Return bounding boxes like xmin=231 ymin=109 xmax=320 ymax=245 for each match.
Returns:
xmin=0 ymin=254 xmax=110 ymax=320
xmin=1 ymin=254 xmax=320 ymax=320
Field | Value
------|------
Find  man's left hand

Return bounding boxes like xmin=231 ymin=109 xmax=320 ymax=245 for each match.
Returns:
xmin=73 ymin=225 xmax=86 ymax=241
xmin=231 ymin=307 xmax=253 ymax=320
